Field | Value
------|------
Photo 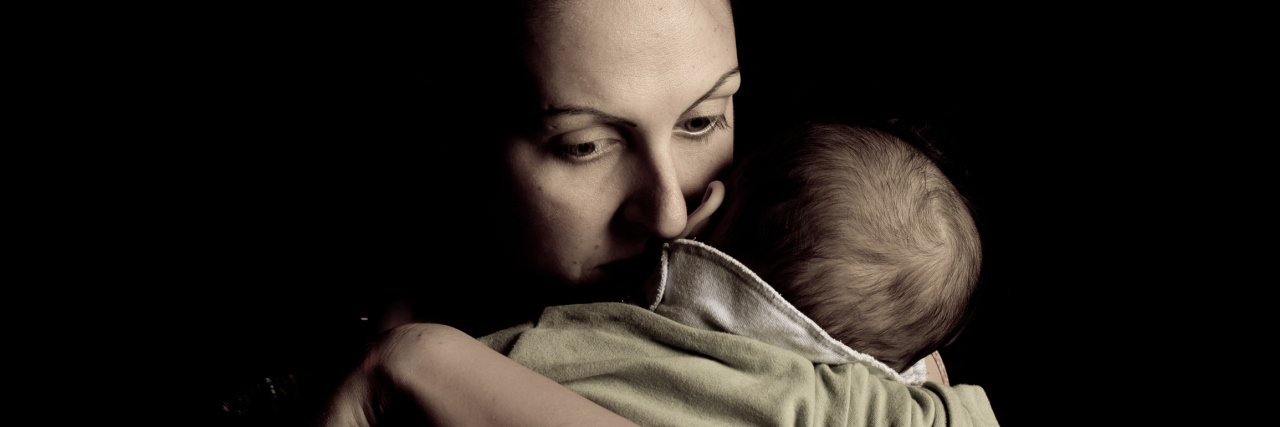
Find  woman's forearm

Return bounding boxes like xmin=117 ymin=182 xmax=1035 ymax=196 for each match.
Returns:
xmin=326 ymin=323 xmax=640 ymax=427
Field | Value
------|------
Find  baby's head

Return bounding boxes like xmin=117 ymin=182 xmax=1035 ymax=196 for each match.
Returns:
xmin=700 ymin=123 xmax=982 ymax=372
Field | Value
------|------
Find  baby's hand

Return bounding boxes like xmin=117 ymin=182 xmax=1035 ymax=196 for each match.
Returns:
xmin=677 ymin=180 xmax=724 ymax=240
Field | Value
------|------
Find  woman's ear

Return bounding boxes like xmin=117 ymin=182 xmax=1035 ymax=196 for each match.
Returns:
xmin=678 ymin=180 xmax=724 ymax=240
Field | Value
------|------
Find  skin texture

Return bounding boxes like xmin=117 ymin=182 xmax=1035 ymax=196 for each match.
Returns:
xmin=506 ymin=0 xmax=740 ymax=288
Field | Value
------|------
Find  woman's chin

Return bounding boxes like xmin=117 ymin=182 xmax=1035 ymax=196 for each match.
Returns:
xmin=550 ymin=253 xmax=662 ymax=303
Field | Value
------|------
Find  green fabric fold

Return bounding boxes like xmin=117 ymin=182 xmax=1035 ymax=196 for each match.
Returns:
xmin=480 ymin=302 xmax=998 ymax=427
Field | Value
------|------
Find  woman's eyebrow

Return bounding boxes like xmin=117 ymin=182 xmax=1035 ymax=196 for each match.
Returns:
xmin=541 ymin=106 xmax=639 ymax=128
xmin=680 ymin=66 xmax=741 ymax=117
xmin=541 ymin=66 xmax=741 ymax=127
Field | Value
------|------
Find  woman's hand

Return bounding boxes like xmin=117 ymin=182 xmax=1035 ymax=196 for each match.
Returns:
xmin=679 ymin=180 xmax=725 ymax=240
xmin=322 ymin=323 xmax=641 ymax=427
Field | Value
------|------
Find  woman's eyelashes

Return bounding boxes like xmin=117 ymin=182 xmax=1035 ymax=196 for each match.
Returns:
xmin=553 ymin=138 xmax=623 ymax=162
xmin=550 ymin=115 xmax=727 ymax=162
xmin=675 ymin=115 xmax=729 ymax=140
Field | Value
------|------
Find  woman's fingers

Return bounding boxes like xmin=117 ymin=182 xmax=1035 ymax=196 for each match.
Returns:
xmin=679 ymin=180 xmax=725 ymax=240
xmin=320 ymin=361 xmax=378 ymax=427
xmin=324 ymin=322 xmax=642 ymax=427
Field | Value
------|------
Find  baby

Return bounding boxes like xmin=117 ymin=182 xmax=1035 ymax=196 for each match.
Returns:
xmin=681 ymin=122 xmax=982 ymax=373
xmin=481 ymin=123 xmax=993 ymax=425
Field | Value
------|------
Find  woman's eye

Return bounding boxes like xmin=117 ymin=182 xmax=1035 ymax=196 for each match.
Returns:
xmin=564 ymin=142 xmax=599 ymax=157
xmin=553 ymin=138 xmax=622 ymax=162
xmin=676 ymin=115 xmax=728 ymax=138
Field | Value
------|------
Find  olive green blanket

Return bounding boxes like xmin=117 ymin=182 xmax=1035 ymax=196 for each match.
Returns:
xmin=480 ymin=302 xmax=998 ymax=426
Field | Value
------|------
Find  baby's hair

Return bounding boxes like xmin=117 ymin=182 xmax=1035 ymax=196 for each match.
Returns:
xmin=714 ymin=124 xmax=981 ymax=372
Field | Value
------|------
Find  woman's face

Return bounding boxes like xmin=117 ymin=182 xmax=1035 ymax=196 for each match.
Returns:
xmin=506 ymin=0 xmax=739 ymax=287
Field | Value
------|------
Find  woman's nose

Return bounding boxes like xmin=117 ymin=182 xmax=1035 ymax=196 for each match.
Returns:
xmin=622 ymin=139 xmax=688 ymax=240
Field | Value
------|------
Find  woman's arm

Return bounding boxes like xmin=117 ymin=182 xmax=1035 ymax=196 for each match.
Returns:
xmin=322 ymin=323 xmax=640 ymax=427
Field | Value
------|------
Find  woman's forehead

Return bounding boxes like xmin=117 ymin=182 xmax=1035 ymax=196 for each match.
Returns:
xmin=525 ymin=0 xmax=737 ymax=117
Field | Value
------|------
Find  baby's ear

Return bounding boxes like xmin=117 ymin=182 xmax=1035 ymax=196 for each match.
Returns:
xmin=678 ymin=180 xmax=724 ymax=240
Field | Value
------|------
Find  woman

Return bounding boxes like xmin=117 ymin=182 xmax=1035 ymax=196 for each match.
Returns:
xmin=327 ymin=1 xmax=738 ymax=425
xmin=325 ymin=1 xmax=987 ymax=425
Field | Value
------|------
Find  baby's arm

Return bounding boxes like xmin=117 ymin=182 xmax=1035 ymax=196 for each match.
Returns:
xmin=323 ymin=323 xmax=640 ymax=427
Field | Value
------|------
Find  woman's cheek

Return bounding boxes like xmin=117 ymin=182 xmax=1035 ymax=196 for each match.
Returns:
xmin=676 ymin=127 xmax=734 ymax=200
xmin=677 ymin=99 xmax=734 ymax=199
xmin=507 ymin=143 xmax=575 ymax=271
xmin=534 ymin=158 xmax=625 ymax=272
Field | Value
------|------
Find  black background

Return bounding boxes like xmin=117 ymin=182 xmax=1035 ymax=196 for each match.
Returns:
xmin=173 ymin=2 xmax=1141 ymax=426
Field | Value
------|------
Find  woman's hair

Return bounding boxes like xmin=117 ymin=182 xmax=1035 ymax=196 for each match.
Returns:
xmin=714 ymin=123 xmax=982 ymax=372
xmin=375 ymin=2 xmax=549 ymax=335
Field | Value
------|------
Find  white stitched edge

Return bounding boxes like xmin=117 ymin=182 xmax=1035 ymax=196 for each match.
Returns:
xmin=670 ymin=239 xmax=911 ymax=384
xmin=646 ymin=243 xmax=670 ymax=311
